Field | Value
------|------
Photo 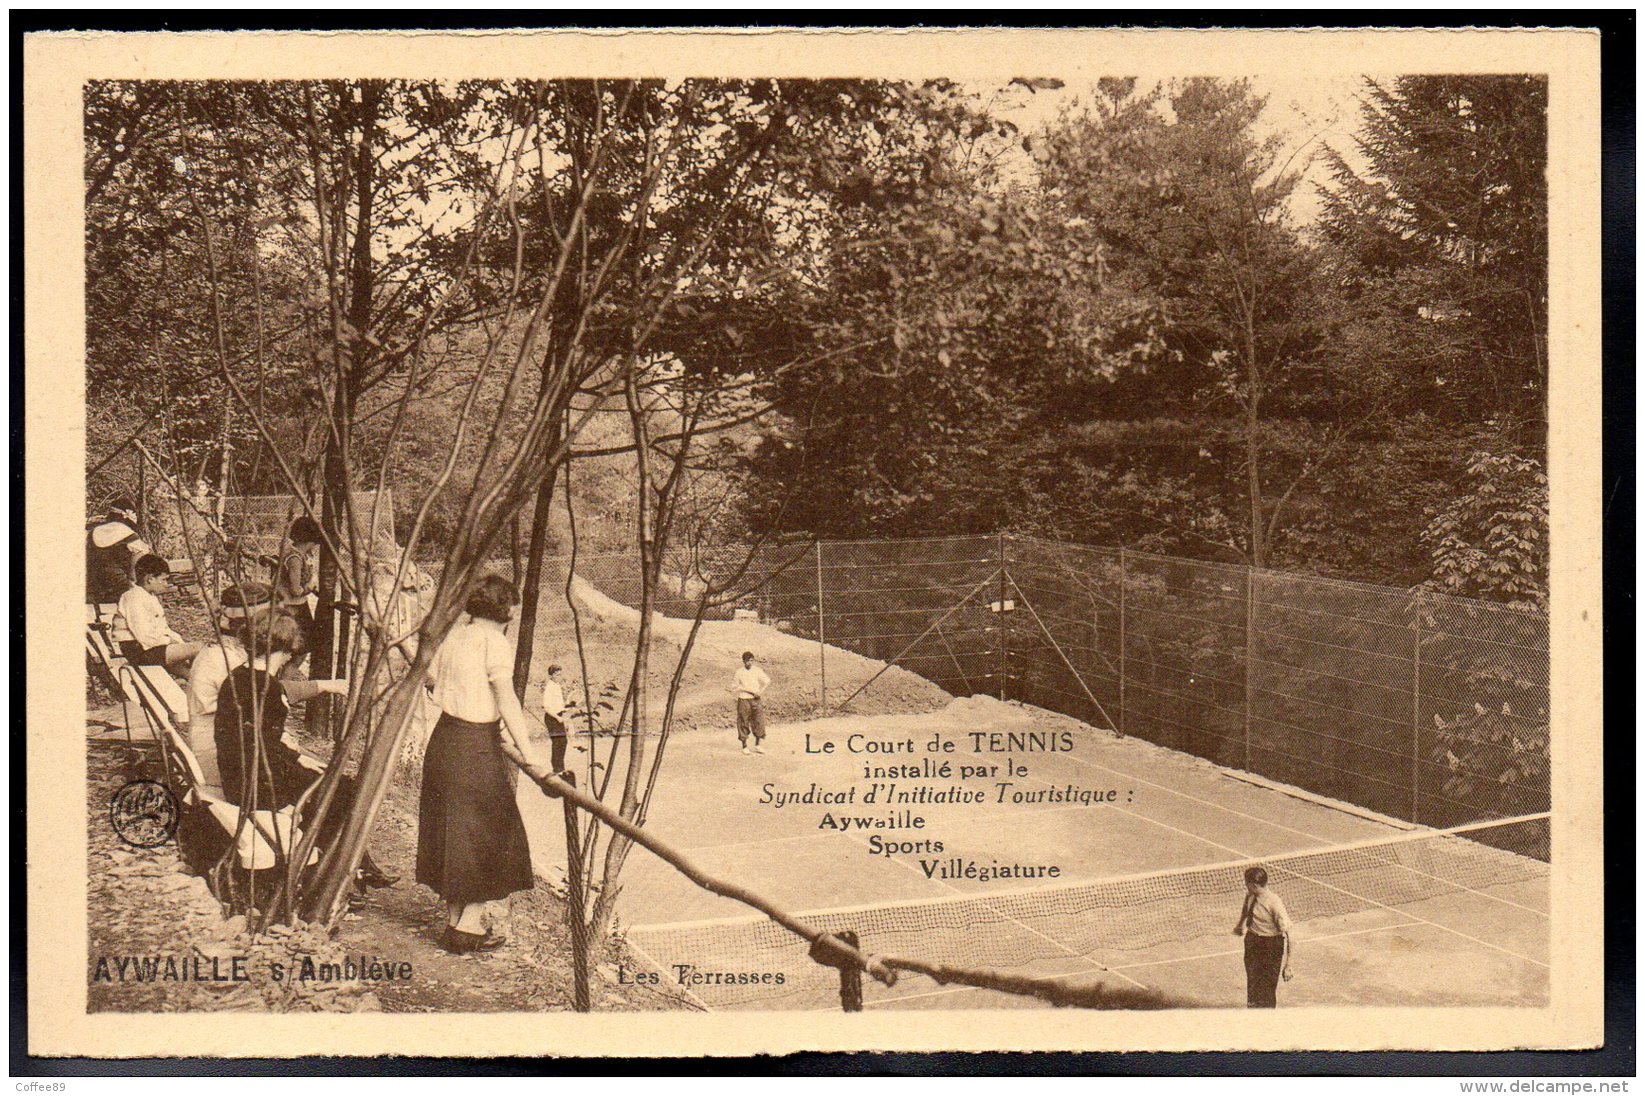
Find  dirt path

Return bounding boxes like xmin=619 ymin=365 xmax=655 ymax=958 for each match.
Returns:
xmin=328 ymin=773 xmax=692 ymax=1013
xmin=520 ymin=576 xmax=956 ymax=735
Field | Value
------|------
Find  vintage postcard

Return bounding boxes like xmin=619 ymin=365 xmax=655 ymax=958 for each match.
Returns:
xmin=23 ymin=26 xmax=1605 ymax=1060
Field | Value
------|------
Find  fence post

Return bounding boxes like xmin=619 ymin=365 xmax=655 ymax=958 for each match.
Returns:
xmin=997 ymin=531 xmax=1008 ymax=702
xmin=1411 ymin=624 xmax=1423 ymax=825
xmin=1244 ymin=566 xmax=1255 ymax=772
xmin=816 ymin=539 xmax=827 ymax=712
xmin=1117 ymin=549 xmax=1127 ymax=739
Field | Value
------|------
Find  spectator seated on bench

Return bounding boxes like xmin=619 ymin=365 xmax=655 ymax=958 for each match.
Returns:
xmin=215 ymin=611 xmax=397 ymax=893
xmin=114 ymin=554 xmax=201 ymax=670
xmin=86 ymin=495 xmax=150 ymax=606
xmin=184 ymin=581 xmax=281 ymax=795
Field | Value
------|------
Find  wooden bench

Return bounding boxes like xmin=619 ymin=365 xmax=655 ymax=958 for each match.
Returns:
xmin=86 ymin=607 xmax=316 ymax=872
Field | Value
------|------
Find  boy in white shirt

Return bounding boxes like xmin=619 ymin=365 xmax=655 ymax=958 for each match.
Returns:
xmin=732 ymin=651 xmax=772 ymax=755
xmin=115 ymin=555 xmax=202 ymax=669
xmin=540 ymin=663 xmax=568 ymax=737
xmin=1233 ymin=865 xmax=1294 ymax=1007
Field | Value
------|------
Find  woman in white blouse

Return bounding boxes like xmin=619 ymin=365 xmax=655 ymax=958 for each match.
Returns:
xmin=417 ymin=575 xmax=551 ymax=954
xmin=185 ymin=581 xmax=274 ymax=792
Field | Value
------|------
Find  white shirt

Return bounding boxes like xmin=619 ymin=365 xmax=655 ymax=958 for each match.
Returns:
xmin=541 ymin=679 xmax=566 ymax=724
xmin=183 ymin=640 xmax=245 ymax=792
xmin=1243 ymin=888 xmax=1294 ymax=938
xmin=115 ymin=585 xmax=177 ymax=649
xmin=734 ymin=664 xmax=771 ymax=700
xmin=428 ymin=618 xmax=514 ymax=723
xmin=187 ymin=640 xmax=247 ymax=723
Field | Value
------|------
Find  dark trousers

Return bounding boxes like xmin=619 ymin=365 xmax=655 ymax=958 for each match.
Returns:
xmin=288 ymin=601 xmax=316 ymax=650
xmin=119 ymin=640 xmax=169 ymax=667
xmin=1243 ymin=932 xmax=1285 ymax=1008
xmin=736 ymin=697 xmax=765 ymax=743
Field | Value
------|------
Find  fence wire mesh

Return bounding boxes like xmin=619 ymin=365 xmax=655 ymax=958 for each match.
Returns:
xmin=466 ymin=532 xmax=1546 ymax=827
xmin=220 ymin=491 xmax=396 ymax=555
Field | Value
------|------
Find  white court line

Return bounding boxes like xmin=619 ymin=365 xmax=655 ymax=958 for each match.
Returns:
xmin=1108 ymin=921 xmax=1422 ymax=972
xmin=652 ymin=722 xmax=1544 ymax=920
xmin=1043 ymin=740 xmax=1551 ymax=919
xmin=1059 ymin=792 xmax=1549 ymax=970
xmin=834 ymin=828 xmax=1152 ymax=990
xmin=631 ymin=813 xmax=1549 ymax=931
xmin=626 ymin=726 xmax=1547 ymax=1009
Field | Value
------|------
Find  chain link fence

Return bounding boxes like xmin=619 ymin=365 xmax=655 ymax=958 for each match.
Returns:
xmin=220 ymin=491 xmax=396 ymax=555
xmin=1004 ymin=536 xmax=1549 ymax=827
xmin=470 ymin=532 xmax=1547 ymax=827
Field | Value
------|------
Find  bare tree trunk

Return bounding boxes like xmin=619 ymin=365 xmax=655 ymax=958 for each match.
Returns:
xmin=215 ymin=396 xmax=232 ymax=525
xmin=310 ymin=395 xmax=349 ymax=740
xmin=508 ymin=420 xmax=591 ymax=1011
xmin=589 ymin=375 xmax=658 ymax=939
xmin=1246 ymin=391 xmax=1264 ymax=569
xmin=1244 ymin=313 xmax=1266 ymax=570
xmin=512 ymin=419 xmax=564 ymax=697
xmin=312 ymin=80 xmax=382 ymax=739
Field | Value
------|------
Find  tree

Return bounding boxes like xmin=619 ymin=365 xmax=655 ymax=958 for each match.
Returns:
xmin=745 ymin=80 xmax=1164 ymax=539
xmin=1319 ymin=76 xmax=1549 ymax=436
xmin=92 ymin=78 xmax=962 ymax=1010
xmin=85 ymin=83 xmax=308 ymax=514
xmin=1313 ymin=75 xmax=1549 ymax=598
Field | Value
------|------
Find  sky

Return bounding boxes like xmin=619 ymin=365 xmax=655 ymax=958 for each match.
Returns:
xmin=991 ymin=73 xmax=1375 ymax=225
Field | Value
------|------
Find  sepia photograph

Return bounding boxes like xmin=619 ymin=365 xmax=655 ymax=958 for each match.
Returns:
xmin=21 ymin=25 xmax=1609 ymax=1063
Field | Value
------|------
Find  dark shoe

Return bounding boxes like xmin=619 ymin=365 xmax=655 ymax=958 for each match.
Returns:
xmin=357 ymin=852 xmax=399 ymax=889
xmin=442 ymin=927 xmax=506 ymax=954
xmin=358 ymin=865 xmax=399 ymax=889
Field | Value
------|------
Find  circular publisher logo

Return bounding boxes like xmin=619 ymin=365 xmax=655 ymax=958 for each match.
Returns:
xmin=110 ymin=780 xmax=179 ymax=849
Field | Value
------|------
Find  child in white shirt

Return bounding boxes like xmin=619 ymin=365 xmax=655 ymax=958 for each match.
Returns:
xmin=732 ymin=651 xmax=772 ymax=754
xmin=115 ymin=555 xmax=202 ymax=669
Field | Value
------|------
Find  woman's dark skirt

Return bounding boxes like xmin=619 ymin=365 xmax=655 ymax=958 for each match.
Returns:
xmin=1243 ymin=932 xmax=1285 ymax=1008
xmin=416 ymin=713 xmax=534 ymax=905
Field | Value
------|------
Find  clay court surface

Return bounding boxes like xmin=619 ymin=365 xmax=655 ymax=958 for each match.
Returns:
xmin=514 ymin=617 xmax=1550 ymax=1012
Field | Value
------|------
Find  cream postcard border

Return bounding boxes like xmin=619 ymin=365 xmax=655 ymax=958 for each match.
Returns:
xmin=23 ymin=26 xmax=1605 ymax=1058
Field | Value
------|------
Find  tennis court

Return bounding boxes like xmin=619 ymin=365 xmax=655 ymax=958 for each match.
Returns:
xmin=519 ymin=695 xmax=1549 ymax=1011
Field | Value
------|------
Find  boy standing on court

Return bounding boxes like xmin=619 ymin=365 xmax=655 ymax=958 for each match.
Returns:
xmin=732 ymin=651 xmax=772 ymax=755
xmin=540 ymin=663 xmax=568 ymax=740
xmin=1233 ymin=865 xmax=1294 ymax=1007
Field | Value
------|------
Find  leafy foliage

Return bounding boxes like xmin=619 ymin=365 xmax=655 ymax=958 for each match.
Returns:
xmin=739 ymin=75 xmax=1549 ymax=602
xmin=1420 ymin=452 xmax=1549 ymax=610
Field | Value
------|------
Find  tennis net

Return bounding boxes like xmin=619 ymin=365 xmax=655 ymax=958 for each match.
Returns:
xmin=625 ymin=812 xmax=1549 ymax=1010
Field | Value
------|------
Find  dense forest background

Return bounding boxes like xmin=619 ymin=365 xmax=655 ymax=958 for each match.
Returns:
xmin=86 ymin=75 xmax=1549 ymax=610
